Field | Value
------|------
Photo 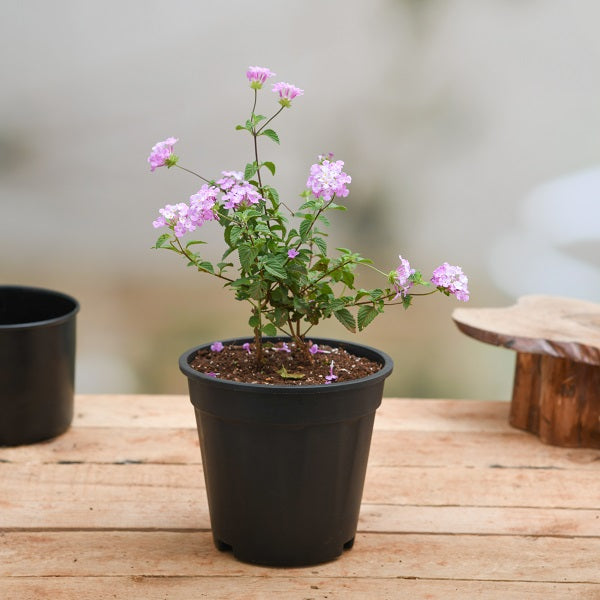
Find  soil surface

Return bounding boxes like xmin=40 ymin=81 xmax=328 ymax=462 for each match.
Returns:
xmin=190 ymin=340 xmax=382 ymax=385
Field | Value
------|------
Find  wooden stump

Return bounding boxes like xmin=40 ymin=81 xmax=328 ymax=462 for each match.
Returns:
xmin=453 ymin=295 xmax=600 ymax=448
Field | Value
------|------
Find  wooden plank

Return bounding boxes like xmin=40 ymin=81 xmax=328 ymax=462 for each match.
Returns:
xmin=1 ymin=576 xmax=598 ymax=600
xmin=369 ymin=430 xmax=600 ymax=468
xmin=3 ymin=531 xmax=600 ymax=583
xmin=358 ymin=504 xmax=600 ymax=536
xmin=373 ymin=398 xmax=512 ymax=432
xmin=363 ymin=465 xmax=600 ymax=509
xmin=73 ymin=395 xmax=195 ymax=428
xmin=3 ymin=427 xmax=600 ymax=471
xmin=0 ymin=427 xmax=200 ymax=465
xmin=71 ymin=395 xmax=513 ymax=432
xmin=2 ymin=463 xmax=600 ymax=531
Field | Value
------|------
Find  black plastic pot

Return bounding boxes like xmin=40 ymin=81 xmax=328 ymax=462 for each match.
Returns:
xmin=0 ymin=286 xmax=79 ymax=446
xmin=179 ymin=336 xmax=393 ymax=566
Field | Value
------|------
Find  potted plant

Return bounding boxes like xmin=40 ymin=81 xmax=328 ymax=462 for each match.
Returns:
xmin=148 ymin=66 xmax=469 ymax=566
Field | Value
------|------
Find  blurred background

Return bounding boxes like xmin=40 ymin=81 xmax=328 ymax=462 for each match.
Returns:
xmin=1 ymin=0 xmax=599 ymax=398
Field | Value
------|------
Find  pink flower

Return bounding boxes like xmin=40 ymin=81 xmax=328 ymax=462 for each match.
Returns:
xmin=153 ymin=186 xmax=219 ymax=238
xmin=217 ymin=171 xmax=244 ymax=191
xmin=431 ymin=263 xmax=470 ymax=302
xmin=393 ymin=255 xmax=415 ymax=299
xmin=189 ymin=185 xmax=219 ymax=224
xmin=221 ymin=181 xmax=263 ymax=210
xmin=272 ymin=82 xmax=304 ymax=107
xmin=275 ymin=342 xmax=291 ymax=353
xmin=247 ymin=66 xmax=276 ymax=89
xmin=287 ymin=248 xmax=299 ymax=259
xmin=309 ymin=343 xmax=328 ymax=355
xmin=242 ymin=342 xmax=251 ymax=354
xmin=306 ymin=155 xmax=351 ymax=202
xmin=325 ymin=360 xmax=338 ymax=384
xmin=148 ymin=137 xmax=178 ymax=172
xmin=206 ymin=372 xmax=217 ymax=378
xmin=210 ymin=341 xmax=224 ymax=352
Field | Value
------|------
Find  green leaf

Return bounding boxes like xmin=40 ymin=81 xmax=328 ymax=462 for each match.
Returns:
xmin=229 ymin=226 xmax=243 ymax=246
xmin=266 ymin=186 xmax=280 ymax=204
xmin=273 ymin=307 xmax=289 ymax=326
xmin=357 ymin=305 xmax=379 ymax=331
xmin=277 ymin=366 xmax=305 ymax=380
xmin=248 ymin=314 xmax=260 ymax=328
xmin=185 ymin=240 xmax=207 ymax=248
xmin=299 ymin=218 xmax=313 ymax=241
xmin=313 ymin=237 xmax=327 ymax=255
xmin=334 ymin=308 xmax=356 ymax=333
xmin=261 ymin=129 xmax=280 ymax=144
xmin=341 ymin=270 xmax=355 ymax=288
xmin=238 ymin=244 xmax=258 ymax=270
xmin=263 ymin=256 xmax=287 ymax=279
xmin=262 ymin=161 xmax=276 ymax=176
xmin=153 ymin=233 xmax=171 ymax=249
xmin=248 ymin=280 xmax=268 ymax=300
xmin=244 ymin=162 xmax=258 ymax=181
xmin=262 ymin=323 xmax=277 ymax=336
xmin=197 ymin=261 xmax=214 ymax=274
xmin=235 ymin=124 xmax=247 ymax=131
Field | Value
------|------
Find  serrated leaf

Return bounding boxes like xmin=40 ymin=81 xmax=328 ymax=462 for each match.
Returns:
xmin=229 ymin=226 xmax=243 ymax=246
xmin=238 ymin=244 xmax=258 ymax=270
xmin=299 ymin=218 xmax=313 ymax=241
xmin=357 ymin=305 xmax=379 ymax=331
xmin=262 ymin=323 xmax=277 ymax=336
xmin=248 ymin=280 xmax=268 ymax=300
xmin=277 ymin=366 xmax=305 ymax=380
xmin=153 ymin=233 xmax=171 ymax=248
xmin=262 ymin=161 xmax=276 ymax=176
xmin=263 ymin=259 xmax=287 ymax=280
xmin=244 ymin=162 xmax=258 ymax=181
xmin=267 ymin=186 xmax=280 ymax=204
xmin=313 ymin=237 xmax=327 ymax=255
xmin=334 ymin=308 xmax=356 ymax=333
xmin=248 ymin=314 xmax=260 ymax=328
xmin=197 ymin=261 xmax=214 ymax=274
xmin=261 ymin=129 xmax=280 ymax=144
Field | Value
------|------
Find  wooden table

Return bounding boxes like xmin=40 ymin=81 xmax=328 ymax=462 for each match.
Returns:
xmin=2 ymin=395 xmax=600 ymax=599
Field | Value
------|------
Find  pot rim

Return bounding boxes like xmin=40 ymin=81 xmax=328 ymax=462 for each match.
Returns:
xmin=0 ymin=285 xmax=80 ymax=330
xmin=179 ymin=335 xmax=393 ymax=394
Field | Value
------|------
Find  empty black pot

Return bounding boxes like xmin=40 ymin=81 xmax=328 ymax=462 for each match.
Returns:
xmin=0 ymin=286 xmax=79 ymax=446
xmin=180 ymin=336 xmax=393 ymax=566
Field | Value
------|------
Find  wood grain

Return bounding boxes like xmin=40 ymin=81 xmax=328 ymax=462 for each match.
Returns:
xmin=1 ymin=395 xmax=599 ymax=598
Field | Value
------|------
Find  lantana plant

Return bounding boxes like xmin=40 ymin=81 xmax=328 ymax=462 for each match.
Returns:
xmin=149 ymin=66 xmax=469 ymax=366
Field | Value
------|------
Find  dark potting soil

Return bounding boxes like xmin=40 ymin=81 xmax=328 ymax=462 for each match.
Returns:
xmin=189 ymin=340 xmax=382 ymax=385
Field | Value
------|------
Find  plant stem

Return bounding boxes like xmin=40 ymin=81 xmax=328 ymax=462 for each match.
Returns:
xmin=256 ymin=106 xmax=285 ymax=135
xmin=173 ymin=238 xmax=234 ymax=283
xmin=173 ymin=163 xmax=212 ymax=184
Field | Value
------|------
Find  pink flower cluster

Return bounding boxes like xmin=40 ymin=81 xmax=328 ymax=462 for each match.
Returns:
xmin=153 ymin=185 xmax=219 ymax=238
xmin=393 ymin=255 xmax=415 ymax=299
xmin=306 ymin=156 xmax=351 ymax=202
xmin=431 ymin=263 xmax=470 ymax=302
xmin=217 ymin=171 xmax=263 ymax=210
xmin=272 ymin=82 xmax=304 ymax=107
xmin=148 ymin=137 xmax=178 ymax=172
xmin=153 ymin=169 xmax=266 ymax=237
xmin=246 ymin=66 xmax=276 ymax=88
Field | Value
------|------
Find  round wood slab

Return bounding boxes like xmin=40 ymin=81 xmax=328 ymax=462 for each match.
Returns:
xmin=452 ymin=295 xmax=600 ymax=448
xmin=452 ymin=295 xmax=600 ymax=366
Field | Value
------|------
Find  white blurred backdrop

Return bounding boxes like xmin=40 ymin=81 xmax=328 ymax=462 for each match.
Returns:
xmin=1 ymin=0 xmax=599 ymax=397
